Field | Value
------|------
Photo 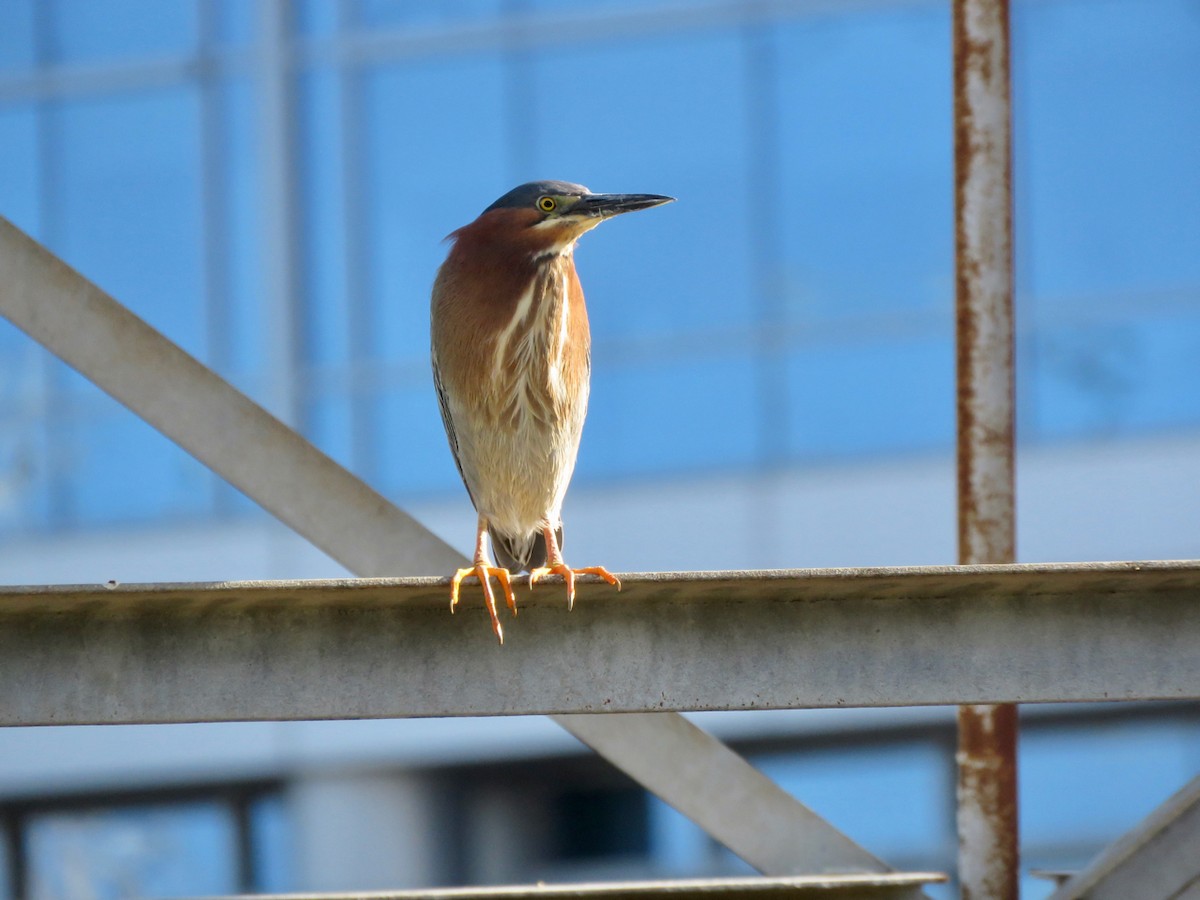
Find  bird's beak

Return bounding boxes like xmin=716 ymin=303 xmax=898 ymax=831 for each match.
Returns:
xmin=576 ymin=193 xmax=675 ymax=218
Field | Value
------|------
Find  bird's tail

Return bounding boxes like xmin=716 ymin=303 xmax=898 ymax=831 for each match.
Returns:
xmin=489 ymin=525 xmax=563 ymax=572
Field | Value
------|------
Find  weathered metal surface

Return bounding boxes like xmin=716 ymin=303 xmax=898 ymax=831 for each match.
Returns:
xmin=956 ymin=705 xmax=1018 ymax=900
xmin=955 ymin=0 xmax=1015 ymax=570
xmin=0 ymin=561 xmax=1197 ymax=726
xmin=1049 ymin=773 xmax=1200 ymax=900
xmin=953 ymin=0 xmax=1017 ymax=896
xmin=0 ymin=215 xmax=885 ymax=876
xmin=203 ymin=873 xmax=946 ymax=900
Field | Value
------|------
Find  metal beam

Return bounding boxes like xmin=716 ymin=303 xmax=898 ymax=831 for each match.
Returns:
xmin=953 ymin=0 xmax=1017 ymax=897
xmin=1049 ymin=774 xmax=1200 ymax=900
xmin=0 ymin=214 xmax=881 ymax=876
xmin=215 ymin=873 xmax=947 ymax=900
xmin=0 ymin=561 xmax=1197 ymax=726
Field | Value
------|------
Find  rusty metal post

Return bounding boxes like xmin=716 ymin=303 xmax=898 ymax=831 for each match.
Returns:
xmin=954 ymin=1 xmax=1018 ymax=899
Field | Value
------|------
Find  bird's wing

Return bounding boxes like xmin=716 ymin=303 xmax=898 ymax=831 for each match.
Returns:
xmin=432 ymin=352 xmax=478 ymax=510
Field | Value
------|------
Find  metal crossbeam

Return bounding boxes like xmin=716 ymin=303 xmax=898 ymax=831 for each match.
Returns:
xmin=1 ymin=561 xmax=1197 ymax=725
xmin=212 ymin=873 xmax=947 ymax=900
xmin=0 ymin=215 xmax=886 ymax=878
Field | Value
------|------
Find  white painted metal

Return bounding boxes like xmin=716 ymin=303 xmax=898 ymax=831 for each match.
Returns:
xmin=0 ymin=563 xmax=1197 ymax=725
xmin=214 ymin=873 xmax=946 ymax=900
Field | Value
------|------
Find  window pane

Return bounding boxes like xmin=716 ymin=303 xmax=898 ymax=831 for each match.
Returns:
xmin=1016 ymin=0 xmax=1200 ymax=298
xmin=214 ymin=77 xmax=266 ymax=387
xmin=51 ymin=398 xmax=214 ymax=526
xmin=307 ymin=387 xmax=357 ymax=473
xmin=250 ymin=793 xmax=295 ymax=892
xmin=0 ymin=337 xmax=53 ymax=535
xmin=1013 ymin=0 xmax=1200 ymax=448
xmin=296 ymin=0 xmax=340 ymax=37
xmin=299 ymin=67 xmax=353 ymax=370
xmin=213 ymin=0 xmax=255 ymax=47
xmin=50 ymin=88 xmax=206 ymax=364
xmin=27 ymin=801 xmax=239 ymax=899
xmin=47 ymin=0 xmax=198 ymax=64
xmin=786 ymin=334 xmax=955 ymax=459
xmin=531 ymin=33 xmax=753 ymax=341
xmin=371 ymin=380 xmax=462 ymax=496
xmin=580 ymin=355 xmax=759 ymax=481
xmin=1027 ymin=311 xmax=1200 ymax=441
xmin=0 ymin=0 xmax=35 ymax=73
xmin=775 ymin=8 xmax=953 ymax=322
xmin=355 ymin=0 xmax=503 ymax=30
xmin=552 ymin=788 xmax=648 ymax=861
xmin=363 ymin=56 xmax=507 ymax=365
xmin=0 ymin=105 xmax=42 ymax=237
xmin=755 ymin=741 xmax=953 ymax=865
xmin=1020 ymin=719 xmax=1199 ymax=847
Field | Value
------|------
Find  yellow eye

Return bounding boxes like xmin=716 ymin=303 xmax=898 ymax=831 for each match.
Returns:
xmin=538 ymin=196 xmax=557 ymax=212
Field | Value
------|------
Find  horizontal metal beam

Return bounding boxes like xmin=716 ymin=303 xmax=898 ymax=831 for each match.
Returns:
xmin=1050 ymin=773 xmax=1200 ymax=900
xmin=216 ymin=873 xmax=946 ymax=900
xmin=0 ymin=560 xmax=1196 ymax=726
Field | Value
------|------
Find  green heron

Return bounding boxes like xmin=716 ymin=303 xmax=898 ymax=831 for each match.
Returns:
xmin=431 ymin=180 xmax=674 ymax=643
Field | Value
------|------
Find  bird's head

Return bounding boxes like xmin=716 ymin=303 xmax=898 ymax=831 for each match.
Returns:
xmin=451 ymin=180 xmax=674 ymax=259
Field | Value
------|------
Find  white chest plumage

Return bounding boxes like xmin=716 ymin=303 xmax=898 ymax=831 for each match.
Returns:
xmin=451 ymin=255 xmax=588 ymax=541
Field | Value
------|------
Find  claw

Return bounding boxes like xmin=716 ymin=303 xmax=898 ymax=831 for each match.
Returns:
xmin=451 ymin=564 xmax=516 ymax=644
xmin=529 ymin=564 xmax=621 ymax=611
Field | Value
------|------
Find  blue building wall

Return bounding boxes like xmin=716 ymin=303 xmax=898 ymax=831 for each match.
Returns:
xmin=1 ymin=0 xmax=1197 ymax=534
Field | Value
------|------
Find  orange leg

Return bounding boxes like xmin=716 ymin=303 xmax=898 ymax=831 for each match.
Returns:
xmin=528 ymin=523 xmax=621 ymax=611
xmin=450 ymin=516 xmax=517 ymax=644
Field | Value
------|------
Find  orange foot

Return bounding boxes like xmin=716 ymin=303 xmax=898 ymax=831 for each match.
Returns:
xmin=528 ymin=564 xmax=621 ymax=611
xmin=450 ymin=564 xmax=516 ymax=644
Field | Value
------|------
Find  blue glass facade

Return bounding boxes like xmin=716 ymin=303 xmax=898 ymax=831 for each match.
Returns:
xmin=4 ymin=789 xmax=291 ymax=898
xmin=0 ymin=0 xmax=1197 ymax=534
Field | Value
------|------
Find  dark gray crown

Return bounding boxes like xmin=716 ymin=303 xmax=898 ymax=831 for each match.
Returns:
xmin=484 ymin=181 xmax=589 ymax=213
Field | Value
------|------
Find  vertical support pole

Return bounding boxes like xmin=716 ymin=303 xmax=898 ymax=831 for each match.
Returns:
xmin=954 ymin=1 xmax=1018 ymax=899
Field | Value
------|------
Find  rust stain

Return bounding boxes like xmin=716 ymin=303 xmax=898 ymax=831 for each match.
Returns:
xmin=954 ymin=2 xmax=1018 ymax=898
xmin=958 ymin=704 xmax=1020 ymax=900
xmin=955 ymin=0 xmax=1015 ymax=569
